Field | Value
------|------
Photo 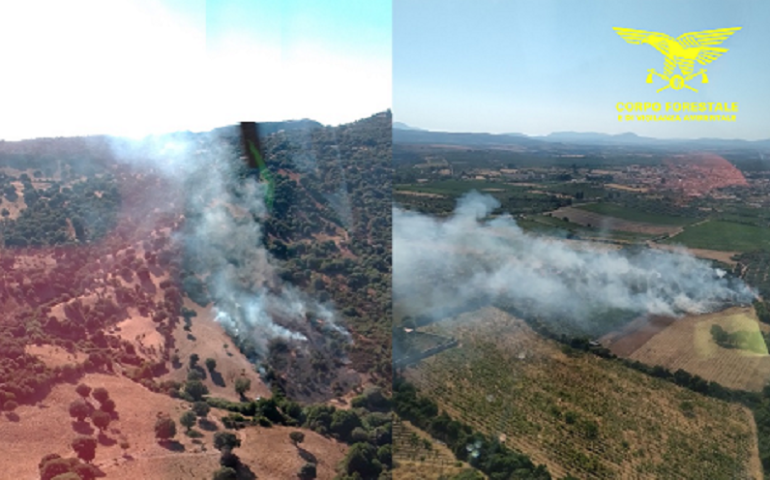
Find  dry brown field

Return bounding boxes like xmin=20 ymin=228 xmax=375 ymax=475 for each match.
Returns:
xmin=624 ymin=307 xmax=770 ymax=392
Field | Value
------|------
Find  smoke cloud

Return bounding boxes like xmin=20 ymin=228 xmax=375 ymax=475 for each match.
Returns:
xmin=394 ymin=191 xmax=755 ymax=332
xmin=107 ymin=130 xmax=346 ymax=357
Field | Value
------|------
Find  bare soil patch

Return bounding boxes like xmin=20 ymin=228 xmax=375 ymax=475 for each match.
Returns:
xmin=25 ymin=344 xmax=84 ymax=368
xmin=652 ymin=243 xmax=739 ymax=265
xmin=551 ymin=206 xmax=680 ymax=235
xmin=600 ymin=315 xmax=677 ymax=357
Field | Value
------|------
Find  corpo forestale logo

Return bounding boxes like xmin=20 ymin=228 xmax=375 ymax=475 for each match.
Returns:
xmin=613 ymin=27 xmax=741 ymax=93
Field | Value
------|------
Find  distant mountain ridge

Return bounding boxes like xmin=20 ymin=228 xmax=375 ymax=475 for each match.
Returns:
xmin=394 ymin=127 xmax=770 ymax=149
xmin=393 ymin=122 xmax=424 ymax=131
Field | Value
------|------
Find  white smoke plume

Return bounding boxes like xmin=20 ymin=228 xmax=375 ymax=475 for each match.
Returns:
xmin=394 ymin=191 xmax=755 ymax=331
xmin=107 ymin=130 xmax=346 ymax=356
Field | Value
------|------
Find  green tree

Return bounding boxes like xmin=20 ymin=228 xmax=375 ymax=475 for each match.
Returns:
xmin=180 ymin=410 xmax=197 ymax=432
xmin=100 ymin=398 xmax=116 ymax=413
xmin=71 ymin=436 xmax=97 ymax=463
xmin=298 ymin=462 xmax=317 ymax=479
xmin=289 ymin=431 xmax=305 ymax=447
xmin=205 ymin=358 xmax=217 ymax=371
xmin=192 ymin=401 xmax=210 ymax=418
xmin=212 ymin=467 xmax=237 ymax=480
xmin=343 ymin=442 xmax=381 ymax=478
xmin=51 ymin=473 xmax=80 ymax=480
xmin=234 ymin=377 xmax=251 ymax=397
xmin=184 ymin=380 xmax=209 ymax=401
xmin=68 ymin=399 xmax=90 ymax=422
xmin=91 ymin=410 xmax=111 ymax=432
xmin=189 ymin=353 xmax=200 ymax=369
xmin=75 ymin=383 xmax=91 ymax=399
xmin=92 ymin=387 xmax=109 ymax=404
xmin=213 ymin=431 xmax=241 ymax=453
xmin=154 ymin=417 xmax=177 ymax=442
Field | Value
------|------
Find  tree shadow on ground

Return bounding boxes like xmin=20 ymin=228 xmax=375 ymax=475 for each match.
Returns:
xmin=198 ymin=418 xmax=218 ymax=431
xmin=160 ymin=440 xmax=185 ymax=452
xmin=5 ymin=412 xmax=19 ymax=422
xmin=72 ymin=420 xmax=95 ymax=435
xmin=298 ymin=447 xmax=317 ymax=464
xmin=85 ymin=464 xmax=107 ymax=478
xmin=210 ymin=370 xmax=226 ymax=387
xmin=236 ymin=462 xmax=257 ymax=480
xmin=140 ymin=277 xmax=157 ymax=296
xmin=98 ymin=432 xmax=117 ymax=446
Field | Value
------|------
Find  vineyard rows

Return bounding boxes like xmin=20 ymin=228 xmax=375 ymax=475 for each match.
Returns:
xmin=407 ymin=308 xmax=757 ymax=479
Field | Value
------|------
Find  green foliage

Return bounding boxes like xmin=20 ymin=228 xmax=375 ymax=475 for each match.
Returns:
xmin=664 ymin=220 xmax=770 ymax=252
xmin=290 ymin=431 xmax=305 ymax=446
xmin=184 ymin=380 xmax=209 ymax=401
xmin=92 ymin=387 xmax=109 ymax=404
xmin=71 ymin=436 xmax=97 ymax=463
xmin=451 ymin=469 xmax=484 ymax=480
xmin=213 ymin=431 xmax=241 ymax=452
xmin=68 ymin=399 xmax=90 ymax=422
xmin=1 ymin=175 xmax=120 ymax=247
xmin=576 ymin=203 xmax=693 ymax=226
xmin=393 ymin=378 xmax=551 ymax=480
xmin=343 ymin=442 xmax=382 ymax=478
xmin=182 ymin=275 xmax=210 ymax=307
xmin=205 ymin=358 xmax=217 ymax=371
xmin=154 ymin=416 xmax=176 ymax=441
xmin=75 ymin=383 xmax=91 ymax=398
xmin=212 ymin=466 xmax=237 ymax=480
xmin=193 ymin=401 xmax=211 ymax=418
xmin=180 ymin=410 xmax=197 ymax=431
xmin=234 ymin=377 xmax=251 ymax=396
xmin=298 ymin=462 xmax=317 ymax=479
xmin=91 ymin=410 xmax=111 ymax=431
xmin=331 ymin=409 xmax=363 ymax=441
xmin=710 ymin=324 xmax=766 ymax=354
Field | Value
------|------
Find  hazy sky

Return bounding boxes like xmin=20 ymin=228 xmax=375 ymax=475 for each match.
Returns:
xmin=394 ymin=0 xmax=770 ymax=140
xmin=0 ymin=0 xmax=391 ymax=140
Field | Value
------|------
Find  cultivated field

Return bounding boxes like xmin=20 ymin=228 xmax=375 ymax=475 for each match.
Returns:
xmin=665 ymin=220 xmax=770 ymax=252
xmin=622 ymin=307 xmax=770 ymax=392
xmin=575 ymin=203 xmax=693 ymax=226
xmin=551 ymin=206 xmax=681 ymax=236
xmin=406 ymin=307 xmax=761 ymax=480
xmin=392 ymin=417 xmax=478 ymax=480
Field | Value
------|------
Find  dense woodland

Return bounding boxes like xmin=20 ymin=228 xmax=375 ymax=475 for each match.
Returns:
xmin=260 ymin=112 xmax=392 ymax=384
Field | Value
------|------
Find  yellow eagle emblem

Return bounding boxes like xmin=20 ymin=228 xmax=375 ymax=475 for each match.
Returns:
xmin=613 ymin=27 xmax=741 ymax=92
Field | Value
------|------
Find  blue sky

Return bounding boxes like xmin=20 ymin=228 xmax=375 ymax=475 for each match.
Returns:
xmin=394 ymin=0 xmax=770 ymax=140
xmin=0 ymin=0 xmax=390 ymax=140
